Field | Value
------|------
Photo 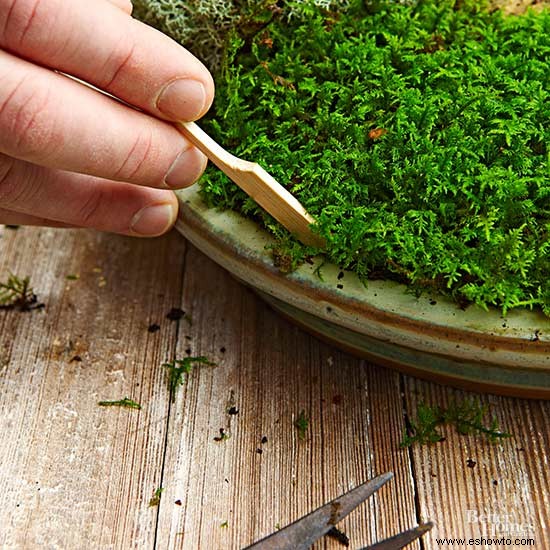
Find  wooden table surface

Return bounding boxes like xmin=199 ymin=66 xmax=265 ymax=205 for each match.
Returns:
xmin=0 ymin=225 xmax=548 ymax=549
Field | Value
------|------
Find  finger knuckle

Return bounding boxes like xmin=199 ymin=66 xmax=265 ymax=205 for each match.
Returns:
xmin=0 ymin=154 xmax=17 ymax=204
xmin=113 ymin=127 xmax=154 ymax=181
xmin=0 ymin=153 xmax=37 ymax=210
xmin=0 ymin=76 xmax=55 ymax=159
xmin=1 ymin=0 xmax=45 ymax=48
xmin=77 ymin=188 xmax=109 ymax=227
xmin=101 ymin=39 xmax=136 ymax=90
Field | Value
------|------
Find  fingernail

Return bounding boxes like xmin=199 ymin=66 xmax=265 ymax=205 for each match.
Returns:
xmin=156 ymin=79 xmax=206 ymax=121
xmin=165 ymin=147 xmax=208 ymax=188
xmin=130 ymin=203 xmax=176 ymax=236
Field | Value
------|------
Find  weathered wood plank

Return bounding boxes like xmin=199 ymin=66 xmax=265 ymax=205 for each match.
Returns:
xmin=3 ymin=225 xmax=549 ymax=550
xmin=404 ymin=378 xmax=550 ymax=549
xmin=0 ymin=227 xmax=185 ymax=549
xmin=155 ymin=244 xmax=419 ymax=550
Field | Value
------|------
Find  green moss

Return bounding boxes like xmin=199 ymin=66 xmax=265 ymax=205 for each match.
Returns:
xmin=0 ymin=273 xmax=40 ymax=310
xmin=140 ymin=0 xmax=550 ymax=315
xmin=163 ymin=356 xmax=215 ymax=399
xmin=294 ymin=409 xmax=309 ymax=439
xmin=148 ymin=487 xmax=163 ymax=507
xmin=98 ymin=397 xmax=142 ymax=410
xmin=401 ymin=399 xmax=512 ymax=447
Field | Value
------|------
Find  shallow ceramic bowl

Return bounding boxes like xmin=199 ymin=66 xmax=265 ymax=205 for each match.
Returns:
xmin=176 ymin=188 xmax=550 ymax=398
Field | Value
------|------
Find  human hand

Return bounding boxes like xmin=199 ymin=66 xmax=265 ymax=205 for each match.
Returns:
xmin=0 ymin=0 xmax=214 ymax=236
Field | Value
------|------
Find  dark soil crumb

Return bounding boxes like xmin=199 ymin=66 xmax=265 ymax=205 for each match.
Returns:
xmin=228 ymin=406 xmax=239 ymax=415
xmin=256 ymin=448 xmax=263 ymax=454
xmin=261 ymin=436 xmax=268 ymax=444
xmin=166 ymin=308 xmax=186 ymax=321
xmin=220 ymin=346 xmax=226 ymax=353
xmin=148 ymin=323 xmax=160 ymax=333
xmin=466 ymin=458 xmax=477 ymax=468
xmin=70 ymin=355 xmax=82 ymax=363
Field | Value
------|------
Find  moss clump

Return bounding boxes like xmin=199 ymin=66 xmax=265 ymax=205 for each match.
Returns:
xmin=199 ymin=0 xmax=550 ymax=316
xmin=401 ymin=399 xmax=511 ymax=447
xmin=138 ymin=0 xmax=550 ymax=316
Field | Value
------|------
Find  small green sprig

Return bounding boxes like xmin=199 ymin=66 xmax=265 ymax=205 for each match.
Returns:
xmin=0 ymin=273 xmax=40 ymax=311
xmin=98 ymin=397 xmax=142 ymax=410
xmin=401 ymin=400 xmax=512 ymax=447
xmin=148 ymin=487 xmax=163 ymax=507
xmin=294 ymin=409 xmax=309 ymax=440
xmin=213 ymin=427 xmax=231 ymax=442
xmin=163 ymin=356 xmax=215 ymax=397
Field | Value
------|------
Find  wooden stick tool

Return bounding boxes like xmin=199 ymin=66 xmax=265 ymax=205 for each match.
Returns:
xmin=177 ymin=121 xmax=325 ymax=248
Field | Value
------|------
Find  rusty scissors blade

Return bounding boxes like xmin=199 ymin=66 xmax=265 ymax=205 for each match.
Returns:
xmin=361 ymin=522 xmax=434 ymax=549
xmin=243 ymin=472 xmax=394 ymax=550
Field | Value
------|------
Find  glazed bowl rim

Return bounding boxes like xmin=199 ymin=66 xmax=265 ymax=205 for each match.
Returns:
xmin=176 ymin=187 xmax=550 ymax=369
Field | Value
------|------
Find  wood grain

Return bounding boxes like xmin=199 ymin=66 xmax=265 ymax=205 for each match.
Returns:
xmin=1 ymin=226 xmax=549 ymax=549
xmin=154 ymin=245 xmax=418 ymax=550
xmin=0 ymin=226 xmax=185 ymax=549
xmin=404 ymin=379 xmax=550 ymax=549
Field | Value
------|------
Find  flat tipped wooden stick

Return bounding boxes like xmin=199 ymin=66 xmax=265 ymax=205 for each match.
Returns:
xmin=177 ymin=121 xmax=325 ymax=248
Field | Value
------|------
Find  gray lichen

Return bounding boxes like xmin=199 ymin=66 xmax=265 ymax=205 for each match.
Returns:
xmin=133 ymin=0 xmax=350 ymax=71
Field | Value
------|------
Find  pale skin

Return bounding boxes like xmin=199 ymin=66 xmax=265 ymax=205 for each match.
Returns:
xmin=0 ymin=0 xmax=215 ymax=236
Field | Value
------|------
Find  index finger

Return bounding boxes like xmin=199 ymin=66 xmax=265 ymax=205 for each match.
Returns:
xmin=0 ymin=0 xmax=214 ymax=122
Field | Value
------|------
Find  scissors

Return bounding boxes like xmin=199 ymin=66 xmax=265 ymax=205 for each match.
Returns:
xmin=243 ymin=472 xmax=433 ymax=550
